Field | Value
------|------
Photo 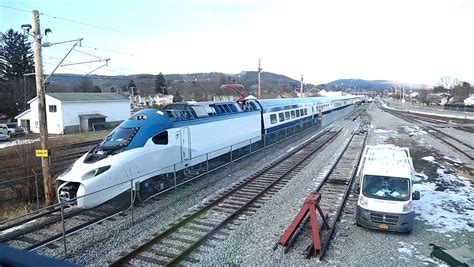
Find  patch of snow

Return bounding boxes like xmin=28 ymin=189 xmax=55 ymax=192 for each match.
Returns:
xmin=443 ymin=156 xmax=462 ymax=164
xmin=413 ymin=166 xmax=474 ymax=233
xmin=374 ymin=129 xmax=398 ymax=134
xmin=413 ymin=171 xmax=428 ymax=182
xmin=401 ymin=125 xmax=426 ymax=137
xmin=0 ymin=138 xmax=39 ymax=149
xmin=397 ymin=242 xmax=444 ymax=265
xmin=421 ymin=156 xmax=436 ymax=162
xmin=373 ymin=128 xmax=398 ymax=143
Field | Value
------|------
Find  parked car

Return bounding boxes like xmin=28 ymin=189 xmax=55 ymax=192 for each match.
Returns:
xmin=0 ymin=124 xmax=10 ymax=141
xmin=0 ymin=123 xmax=26 ymax=137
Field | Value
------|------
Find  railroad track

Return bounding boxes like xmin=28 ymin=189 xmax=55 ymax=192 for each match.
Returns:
xmin=279 ymin=128 xmax=367 ymax=259
xmin=0 ymin=196 xmax=130 ymax=252
xmin=382 ymin=107 xmax=473 ymax=160
xmin=382 ymin=106 xmax=473 ymax=125
xmin=423 ymin=125 xmax=473 ymax=160
xmin=0 ymin=140 xmax=100 ymax=178
xmin=110 ymin=128 xmax=342 ymax=266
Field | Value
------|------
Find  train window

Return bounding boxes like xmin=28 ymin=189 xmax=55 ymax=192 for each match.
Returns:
xmin=279 ymin=112 xmax=285 ymax=122
xmin=296 ymin=110 xmax=300 ymax=117
xmin=229 ymin=104 xmax=238 ymax=112
xmin=304 ymin=109 xmax=308 ymax=115
xmin=214 ymin=105 xmax=224 ymax=114
xmin=132 ymin=114 xmax=147 ymax=120
xmin=300 ymin=109 xmax=304 ymax=116
xmin=270 ymin=114 xmax=277 ymax=124
xmin=285 ymin=111 xmax=290 ymax=120
xmin=152 ymin=131 xmax=168 ymax=145
xmin=223 ymin=105 xmax=232 ymax=113
xmin=290 ymin=110 xmax=295 ymax=119
xmin=100 ymin=127 xmax=139 ymax=149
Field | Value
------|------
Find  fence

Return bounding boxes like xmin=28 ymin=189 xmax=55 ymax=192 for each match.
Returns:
xmin=443 ymin=104 xmax=474 ymax=113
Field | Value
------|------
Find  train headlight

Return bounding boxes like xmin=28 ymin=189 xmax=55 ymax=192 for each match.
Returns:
xmin=82 ymin=165 xmax=111 ymax=180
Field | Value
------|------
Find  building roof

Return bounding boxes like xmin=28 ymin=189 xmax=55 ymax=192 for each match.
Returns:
xmin=14 ymin=108 xmax=31 ymax=120
xmin=47 ymin=93 xmax=129 ymax=102
xmin=79 ymin=113 xmax=107 ymax=119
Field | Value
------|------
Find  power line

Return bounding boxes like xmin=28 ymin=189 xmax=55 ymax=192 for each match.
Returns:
xmin=77 ymin=44 xmax=135 ymax=57
xmin=73 ymin=48 xmax=101 ymax=59
xmin=0 ymin=4 xmax=142 ymax=37
xmin=56 ymin=43 xmax=135 ymax=57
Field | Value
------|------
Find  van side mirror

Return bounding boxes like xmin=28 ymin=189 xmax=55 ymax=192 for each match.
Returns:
xmin=354 ymin=183 xmax=360 ymax=193
xmin=412 ymin=191 xmax=420 ymax=200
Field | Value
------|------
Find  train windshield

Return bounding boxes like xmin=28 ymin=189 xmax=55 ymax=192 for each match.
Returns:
xmin=100 ymin=127 xmax=139 ymax=149
xmin=362 ymin=175 xmax=410 ymax=201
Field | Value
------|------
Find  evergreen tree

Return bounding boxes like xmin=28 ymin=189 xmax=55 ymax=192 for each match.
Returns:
xmin=0 ymin=29 xmax=34 ymax=117
xmin=173 ymin=91 xmax=183 ymax=102
xmin=0 ymin=29 xmax=34 ymax=80
xmin=155 ymin=72 xmax=167 ymax=95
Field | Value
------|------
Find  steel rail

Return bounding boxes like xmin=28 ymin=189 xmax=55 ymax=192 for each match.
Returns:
xmin=110 ymin=129 xmax=341 ymax=266
xmin=382 ymin=107 xmax=473 ymax=160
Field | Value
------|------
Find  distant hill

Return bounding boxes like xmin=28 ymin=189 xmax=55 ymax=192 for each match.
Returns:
xmin=46 ymin=72 xmax=301 ymax=97
xmin=46 ymin=73 xmax=432 ymax=97
xmin=318 ymin=79 xmax=432 ymax=92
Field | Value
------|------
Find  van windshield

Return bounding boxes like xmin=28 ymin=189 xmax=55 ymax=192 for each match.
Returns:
xmin=362 ymin=175 xmax=410 ymax=201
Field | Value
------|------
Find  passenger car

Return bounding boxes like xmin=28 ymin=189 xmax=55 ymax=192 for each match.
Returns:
xmin=0 ymin=123 xmax=26 ymax=137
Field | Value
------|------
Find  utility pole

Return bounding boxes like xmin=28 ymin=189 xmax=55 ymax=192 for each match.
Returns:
xmin=32 ymin=10 xmax=54 ymax=206
xmin=300 ymin=74 xmax=304 ymax=98
xmin=257 ymin=59 xmax=262 ymax=98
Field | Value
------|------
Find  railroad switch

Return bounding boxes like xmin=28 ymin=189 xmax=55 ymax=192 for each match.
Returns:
xmin=277 ymin=192 xmax=330 ymax=257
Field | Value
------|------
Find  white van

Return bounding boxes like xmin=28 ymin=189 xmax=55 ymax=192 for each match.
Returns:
xmin=355 ymin=144 xmax=420 ymax=233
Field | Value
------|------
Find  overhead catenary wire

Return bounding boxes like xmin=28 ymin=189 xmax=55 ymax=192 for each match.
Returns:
xmin=0 ymin=4 xmax=142 ymax=38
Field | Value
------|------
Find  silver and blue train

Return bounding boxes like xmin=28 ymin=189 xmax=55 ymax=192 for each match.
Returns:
xmin=56 ymin=95 xmax=362 ymax=208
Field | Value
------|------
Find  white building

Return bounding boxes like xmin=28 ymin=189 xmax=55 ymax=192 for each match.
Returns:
xmin=464 ymin=95 xmax=474 ymax=105
xmin=138 ymin=94 xmax=174 ymax=106
xmin=15 ymin=93 xmax=130 ymax=134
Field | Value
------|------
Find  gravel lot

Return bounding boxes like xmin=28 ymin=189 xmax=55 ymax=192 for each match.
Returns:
xmin=34 ymin=103 xmax=473 ymax=265
xmin=200 ymin=103 xmax=473 ymax=266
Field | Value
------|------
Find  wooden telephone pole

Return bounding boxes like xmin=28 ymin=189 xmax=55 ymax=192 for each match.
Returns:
xmin=32 ymin=10 xmax=54 ymax=206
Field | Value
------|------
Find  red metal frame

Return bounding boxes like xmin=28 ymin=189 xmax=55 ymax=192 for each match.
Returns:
xmin=219 ymin=84 xmax=247 ymax=102
xmin=278 ymin=192 xmax=330 ymax=256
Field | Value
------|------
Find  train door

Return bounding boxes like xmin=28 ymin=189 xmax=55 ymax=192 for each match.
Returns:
xmin=178 ymin=127 xmax=191 ymax=164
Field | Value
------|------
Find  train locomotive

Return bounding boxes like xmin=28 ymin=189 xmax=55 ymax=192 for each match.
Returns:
xmin=56 ymin=95 xmax=362 ymax=208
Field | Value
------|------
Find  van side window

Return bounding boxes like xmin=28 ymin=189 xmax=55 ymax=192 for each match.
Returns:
xmin=152 ymin=131 xmax=168 ymax=145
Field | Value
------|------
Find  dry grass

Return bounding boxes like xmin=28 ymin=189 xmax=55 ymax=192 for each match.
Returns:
xmin=0 ymin=130 xmax=110 ymax=222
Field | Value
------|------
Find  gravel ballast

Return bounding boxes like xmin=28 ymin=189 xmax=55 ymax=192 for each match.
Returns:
xmin=34 ymin=103 xmax=473 ymax=266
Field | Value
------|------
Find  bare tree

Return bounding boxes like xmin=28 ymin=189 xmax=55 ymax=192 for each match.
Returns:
xmin=438 ymin=76 xmax=461 ymax=90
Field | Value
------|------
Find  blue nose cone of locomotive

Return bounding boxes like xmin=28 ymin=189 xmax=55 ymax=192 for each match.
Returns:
xmin=117 ymin=109 xmax=174 ymax=150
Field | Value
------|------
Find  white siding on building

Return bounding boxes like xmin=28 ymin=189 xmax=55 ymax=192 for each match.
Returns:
xmin=16 ymin=93 xmax=130 ymax=134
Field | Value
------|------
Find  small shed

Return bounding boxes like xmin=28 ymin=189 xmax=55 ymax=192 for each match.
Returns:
xmin=79 ymin=114 xmax=107 ymax=132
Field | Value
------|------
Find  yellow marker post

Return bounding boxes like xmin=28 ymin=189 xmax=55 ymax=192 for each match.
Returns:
xmin=35 ymin=149 xmax=49 ymax=158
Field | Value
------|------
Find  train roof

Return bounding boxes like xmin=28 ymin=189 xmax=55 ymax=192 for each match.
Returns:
xmin=256 ymin=96 xmax=357 ymax=109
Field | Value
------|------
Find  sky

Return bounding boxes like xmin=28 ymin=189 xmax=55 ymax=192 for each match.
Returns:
xmin=1 ymin=0 xmax=473 ymax=86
